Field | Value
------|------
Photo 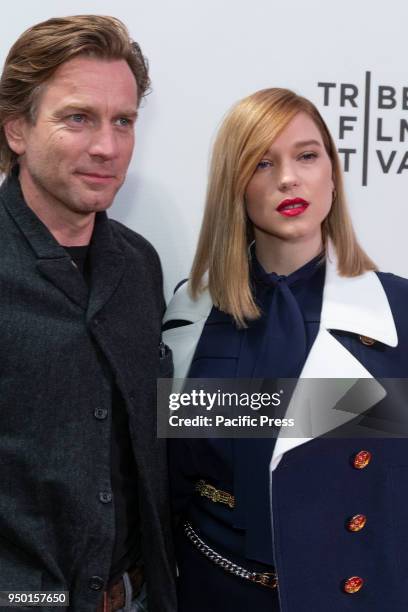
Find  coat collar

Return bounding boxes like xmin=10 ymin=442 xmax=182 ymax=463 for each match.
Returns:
xmin=321 ymin=242 xmax=397 ymax=347
xmin=164 ymin=242 xmax=397 ymax=379
xmin=0 ymin=170 xmax=69 ymax=260
xmin=271 ymin=243 xmax=396 ymax=470
xmin=163 ymin=277 xmax=212 ymax=325
xmin=0 ymin=169 xmax=125 ymax=315
xmin=86 ymin=212 xmax=125 ymax=321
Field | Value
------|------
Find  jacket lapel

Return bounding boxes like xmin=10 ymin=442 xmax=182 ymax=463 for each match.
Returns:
xmin=270 ymin=243 xmax=398 ymax=470
xmin=0 ymin=173 xmax=127 ymax=316
xmin=1 ymin=174 xmax=88 ymax=310
xmin=163 ymin=284 xmax=212 ymax=383
xmin=85 ymin=213 xmax=126 ymax=322
xmin=36 ymin=259 xmax=88 ymax=310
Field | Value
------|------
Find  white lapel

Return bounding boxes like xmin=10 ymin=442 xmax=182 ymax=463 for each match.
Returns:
xmin=270 ymin=243 xmax=397 ymax=470
xmin=163 ymin=283 xmax=212 ymax=382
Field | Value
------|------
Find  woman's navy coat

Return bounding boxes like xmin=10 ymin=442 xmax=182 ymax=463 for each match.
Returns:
xmin=163 ymin=244 xmax=408 ymax=612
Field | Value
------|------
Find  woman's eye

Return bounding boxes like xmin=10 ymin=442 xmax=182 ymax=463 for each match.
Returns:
xmin=299 ymin=152 xmax=318 ymax=161
xmin=256 ymin=160 xmax=272 ymax=170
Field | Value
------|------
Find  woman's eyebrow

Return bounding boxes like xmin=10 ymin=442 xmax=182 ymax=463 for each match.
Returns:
xmin=265 ymin=139 xmax=323 ymax=155
xmin=292 ymin=139 xmax=322 ymax=148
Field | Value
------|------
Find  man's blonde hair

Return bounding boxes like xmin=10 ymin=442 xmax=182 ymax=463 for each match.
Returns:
xmin=0 ymin=14 xmax=150 ymax=175
xmin=190 ymin=88 xmax=376 ymax=327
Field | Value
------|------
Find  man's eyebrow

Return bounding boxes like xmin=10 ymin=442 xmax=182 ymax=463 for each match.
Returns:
xmin=55 ymin=104 xmax=138 ymax=117
xmin=54 ymin=103 xmax=95 ymax=115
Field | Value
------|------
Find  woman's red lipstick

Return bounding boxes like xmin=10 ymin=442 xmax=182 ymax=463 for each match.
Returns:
xmin=277 ymin=197 xmax=309 ymax=217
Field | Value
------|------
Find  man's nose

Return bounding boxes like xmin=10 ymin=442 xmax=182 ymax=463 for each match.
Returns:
xmin=88 ymin=124 xmax=119 ymax=160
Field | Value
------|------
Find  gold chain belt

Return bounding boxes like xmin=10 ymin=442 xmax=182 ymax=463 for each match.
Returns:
xmin=195 ymin=479 xmax=235 ymax=509
xmin=183 ymin=521 xmax=278 ymax=590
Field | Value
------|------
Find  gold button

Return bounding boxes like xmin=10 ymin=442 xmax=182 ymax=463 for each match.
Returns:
xmin=353 ymin=450 xmax=372 ymax=469
xmin=344 ymin=576 xmax=364 ymax=593
xmin=359 ymin=335 xmax=375 ymax=346
xmin=347 ymin=514 xmax=367 ymax=532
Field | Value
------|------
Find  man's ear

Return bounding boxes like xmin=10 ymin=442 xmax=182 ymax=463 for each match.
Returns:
xmin=3 ymin=117 xmax=28 ymax=155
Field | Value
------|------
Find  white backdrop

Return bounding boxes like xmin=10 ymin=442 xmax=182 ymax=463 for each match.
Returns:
xmin=1 ymin=1 xmax=407 ymax=300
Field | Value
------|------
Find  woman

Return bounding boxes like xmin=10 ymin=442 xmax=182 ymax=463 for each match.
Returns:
xmin=163 ymin=89 xmax=408 ymax=611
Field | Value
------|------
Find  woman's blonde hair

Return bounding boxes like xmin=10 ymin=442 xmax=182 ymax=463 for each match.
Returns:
xmin=190 ymin=88 xmax=376 ymax=327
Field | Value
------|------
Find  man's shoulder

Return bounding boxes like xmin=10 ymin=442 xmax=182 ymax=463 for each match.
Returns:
xmin=109 ymin=218 xmax=160 ymax=264
xmin=0 ymin=189 xmax=24 ymax=250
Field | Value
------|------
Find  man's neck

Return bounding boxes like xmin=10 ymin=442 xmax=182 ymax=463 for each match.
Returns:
xmin=46 ymin=217 xmax=95 ymax=247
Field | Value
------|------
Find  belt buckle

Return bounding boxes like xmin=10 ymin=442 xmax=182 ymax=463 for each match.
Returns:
xmin=253 ymin=572 xmax=278 ymax=589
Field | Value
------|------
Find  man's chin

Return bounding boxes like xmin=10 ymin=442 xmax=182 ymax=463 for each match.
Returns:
xmin=70 ymin=199 xmax=115 ymax=215
xmin=73 ymin=188 xmax=117 ymax=213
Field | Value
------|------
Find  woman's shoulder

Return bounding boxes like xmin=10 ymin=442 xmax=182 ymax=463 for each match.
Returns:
xmin=376 ymin=271 xmax=408 ymax=329
xmin=376 ymin=271 xmax=408 ymax=297
xmin=163 ymin=280 xmax=213 ymax=326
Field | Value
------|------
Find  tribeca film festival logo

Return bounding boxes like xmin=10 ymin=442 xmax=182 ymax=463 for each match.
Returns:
xmin=317 ymin=72 xmax=408 ymax=186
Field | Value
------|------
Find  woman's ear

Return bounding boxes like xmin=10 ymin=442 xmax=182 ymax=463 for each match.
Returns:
xmin=3 ymin=116 xmax=27 ymax=156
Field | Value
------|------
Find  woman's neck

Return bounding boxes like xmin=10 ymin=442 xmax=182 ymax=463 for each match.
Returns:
xmin=254 ymin=232 xmax=323 ymax=275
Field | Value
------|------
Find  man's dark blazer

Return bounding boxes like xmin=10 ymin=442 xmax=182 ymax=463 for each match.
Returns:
xmin=0 ymin=172 xmax=176 ymax=611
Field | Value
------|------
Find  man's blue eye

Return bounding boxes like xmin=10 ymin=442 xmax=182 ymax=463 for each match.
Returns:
xmin=70 ymin=114 xmax=85 ymax=123
xmin=116 ymin=118 xmax=132 ymax=127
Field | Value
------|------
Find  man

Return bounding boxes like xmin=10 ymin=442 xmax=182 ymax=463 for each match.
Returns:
xmin=0 ymin=15 xmax=175 ymax=612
